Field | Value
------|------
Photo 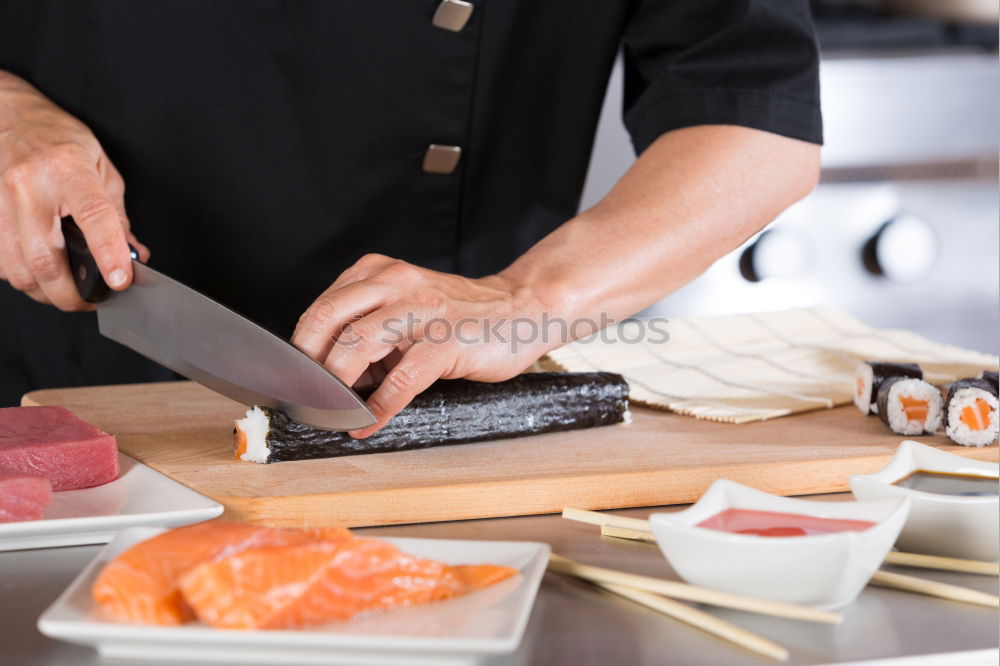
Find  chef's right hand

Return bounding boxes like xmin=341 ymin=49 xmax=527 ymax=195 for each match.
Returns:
xmin=0 ymin=70 xmax=148 ymax=310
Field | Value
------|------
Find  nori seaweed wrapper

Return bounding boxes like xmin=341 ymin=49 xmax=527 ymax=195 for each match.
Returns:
xmin=980 ymin=370 xmax=999 ymax=393
xmin=942 ymin=378 xmax=998 ymax=431
xmin=244 ymin=372 xmax=630 ymax=463
xmin=861 ymin=361 xmax=923 ymax=414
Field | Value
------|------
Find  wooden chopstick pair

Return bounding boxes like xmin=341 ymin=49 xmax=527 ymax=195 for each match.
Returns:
xmin=553 ymin=507 xmax=999 ymax=662
xmin=550 ymin=508 xmax=845 ymax=661
xmin=548 ymin=554 xmax=793 ymax=661
xmin=547 ymin=553 xmax=840 ymax=624
xmin=564 ymin=507 xmax=1000 ymax=608
xmin=881 ymin=550 xmax=1000 ymax=576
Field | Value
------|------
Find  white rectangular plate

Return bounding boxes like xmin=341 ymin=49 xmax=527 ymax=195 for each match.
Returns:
xmin=0 ymin=454 xmax=223 ymax=551
xmin=38 ymin=527 xmax=549 ymax=665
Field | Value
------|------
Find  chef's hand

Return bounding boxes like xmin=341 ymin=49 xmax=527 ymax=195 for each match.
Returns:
xmin=294 ymin=126 xmax=819 ymax=438
xmin=0 ymin=70 xmax=148 ymax=310
xmin=291 ymin=254 xmax=552 ymax=438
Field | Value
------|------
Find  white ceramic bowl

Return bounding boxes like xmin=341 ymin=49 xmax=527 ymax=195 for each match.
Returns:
xmin=649 ymin=480 xmax=910 ymax=610
xmin=850 ymin=440 xmax=999 ymax=561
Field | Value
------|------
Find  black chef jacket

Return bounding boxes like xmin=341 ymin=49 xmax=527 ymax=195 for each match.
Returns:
xmin=0 ymin=0 xmax=822 ymax=406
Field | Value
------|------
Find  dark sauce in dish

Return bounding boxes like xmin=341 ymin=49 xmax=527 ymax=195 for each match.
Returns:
xmin=892 ymin=470 xmax=999 ymax=497
xmin=697 ymin=509 xmax=876 ymax=537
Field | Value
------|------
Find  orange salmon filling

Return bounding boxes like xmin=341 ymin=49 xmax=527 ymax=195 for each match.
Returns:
xmin=856 ymin=377 xmax=865 ymax=398
xmin=899 ymin=396 xmax=928 ymax=422
xmin=234 ymin=428 xmax=248 ymax=458
xmin=960 ymin=399 xmax=993 ymax=431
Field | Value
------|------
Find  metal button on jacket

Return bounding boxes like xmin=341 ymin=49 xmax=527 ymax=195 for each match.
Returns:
xmin=422 ymin=145 xmax=462 ymax=174
xmin=432 ymin=0 xmax=473 ymax=32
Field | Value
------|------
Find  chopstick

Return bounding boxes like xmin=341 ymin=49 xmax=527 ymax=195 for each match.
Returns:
xmin=601 ymin=524 xmax=657 ymax=542
xmin=547 ymin=553 xmax=842 ymax=624
xmin=597 ymin=581 xmax=789 ymax=661
xmin=883 ymin=551 xmax=1000 ymax=576
xmin=567 ymin=507 xmax=1000 ymax=576
xmin=869 ymin=571 xmax=1000 ymax=608
xmin=563 ymin=507 xmax=652 ymax=531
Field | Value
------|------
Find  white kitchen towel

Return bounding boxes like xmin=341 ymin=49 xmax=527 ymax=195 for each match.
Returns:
xmin=544 ymin=306 xmax=999 ymax=423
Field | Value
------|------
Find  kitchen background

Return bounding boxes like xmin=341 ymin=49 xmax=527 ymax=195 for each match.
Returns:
xmin=580 ymin=0 xmax=999 ymax=354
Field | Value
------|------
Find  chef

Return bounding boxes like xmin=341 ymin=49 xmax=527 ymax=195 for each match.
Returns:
xmin=0 ymin=1 xmax=822 ymax=435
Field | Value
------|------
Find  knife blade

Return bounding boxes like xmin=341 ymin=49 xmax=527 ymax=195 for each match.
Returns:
xmin=61 ymin=217 xmax=376 ymax=431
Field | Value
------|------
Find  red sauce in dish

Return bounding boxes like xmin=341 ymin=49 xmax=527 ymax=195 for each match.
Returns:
xmin=697 ymin=509 xmax=876 ymax=537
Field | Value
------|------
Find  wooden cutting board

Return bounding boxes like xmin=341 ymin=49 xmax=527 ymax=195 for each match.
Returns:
xmin=23 ymin=381 xmax=999 ymax=528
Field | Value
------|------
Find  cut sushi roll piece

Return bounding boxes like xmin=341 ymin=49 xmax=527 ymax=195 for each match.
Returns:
xmin=876 ymin=376 xmax=943 ymax=436
xmin=235 ymin=372 xmax=630 ymax=464
xmin=853 ymin=361 xmax=923 ymax=415
xmin=943 ymin=378 xmax=999 ymax=447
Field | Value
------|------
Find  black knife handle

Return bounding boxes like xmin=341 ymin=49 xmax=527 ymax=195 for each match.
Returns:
xmin=61 ymin=216 xmax=140 ymax=303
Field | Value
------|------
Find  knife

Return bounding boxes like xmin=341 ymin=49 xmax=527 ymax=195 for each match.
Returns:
xmin=61 ymin=217 xmax=376 ymax=431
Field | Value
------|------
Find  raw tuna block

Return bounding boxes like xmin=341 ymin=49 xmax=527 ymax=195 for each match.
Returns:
xmin=0 ymin=469 xmax=53 ymax=522
xmin=0 ymin=406 xmax=119 ymax=490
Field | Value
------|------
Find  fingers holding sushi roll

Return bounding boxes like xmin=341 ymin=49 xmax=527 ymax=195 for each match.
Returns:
xmin=321 ymin=305 xmax=419 ymax=388
xmin=353 ymin=348 xmax=404 ymax=390
xmin=347 ymin=337 xmax=460 ymax=439
xmin=325 ymin=252 xmax=396 ymax=292
xmin=293 ymin=260 xmax=554 ymax=436
xmin=292 ymin=280 xmax=394 ymax=361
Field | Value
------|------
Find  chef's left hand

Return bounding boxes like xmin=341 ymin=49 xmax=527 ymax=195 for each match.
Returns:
xmin=291 ymin=253 xmax=551 ymax=438
xmin=291 ymin=127 xmax=821 ymax=438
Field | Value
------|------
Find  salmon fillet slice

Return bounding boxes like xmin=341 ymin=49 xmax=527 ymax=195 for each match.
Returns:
xmin=179 ymin=536 xmax=518 ymax=629
xmin=92 ymin=521 xmax=352 ymax=625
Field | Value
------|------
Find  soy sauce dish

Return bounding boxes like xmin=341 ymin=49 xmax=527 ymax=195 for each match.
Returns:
xmin=649 ymin=480 xmax=910 ymax=610
xmin=850 ymin=440 xmax=999 ymax=562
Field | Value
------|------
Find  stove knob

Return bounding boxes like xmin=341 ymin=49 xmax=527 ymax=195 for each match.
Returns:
xmin=739 ymin=229 xmax=811 ymax=283
xmin=861 ymin=213 xmax=937 ymax=283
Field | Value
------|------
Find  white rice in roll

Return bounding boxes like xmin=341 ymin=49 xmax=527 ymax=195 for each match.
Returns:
xmin=853 ymin=362 xmax=876 ymax=415
xmin=235 ymin=406 xmax=272 ymax=463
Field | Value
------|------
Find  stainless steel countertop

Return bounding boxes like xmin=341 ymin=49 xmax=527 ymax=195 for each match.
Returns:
xmin=2 ymin=499 xmax=998 ymax=666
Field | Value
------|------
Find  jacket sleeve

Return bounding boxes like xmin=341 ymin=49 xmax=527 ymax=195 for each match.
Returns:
xmin=622 ymin=0 xmax=823 ymax=153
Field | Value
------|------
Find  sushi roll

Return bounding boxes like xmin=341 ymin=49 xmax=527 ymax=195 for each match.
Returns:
xmin=235 ymin=372 xmax=630 ymax=464
xmin=853 ymin=361 xmax=923 ymax=415
xmin=876 ymin=376 xmax=943 ymax=436
xmin=943 ymin=378 xmax=999 ymax=447
xmin=979 ymin=370 xmax=999 ymax=393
